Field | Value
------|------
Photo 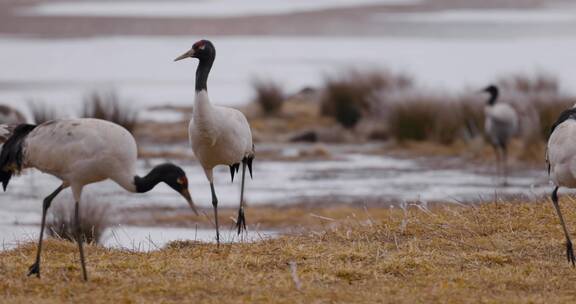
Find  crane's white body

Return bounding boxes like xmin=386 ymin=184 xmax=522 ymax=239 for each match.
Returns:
xmin=176 ymin=39 xmax=254 ymax=242
xmin=24 ymin=118 xmax=137 ymax=198
xmin=189 ymin=90 xmax=254 ymax=182
xmin=548 ymin=119 xmax=576 ymax=188
xmin=484 ymin=103 xmax=518 ymax=148
xmin=546 ymin=109 xmax=576 ymax=266
xmin=3 ymin=118 xmax=194 ymax=280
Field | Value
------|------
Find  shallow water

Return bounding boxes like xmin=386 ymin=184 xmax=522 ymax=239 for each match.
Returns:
xmin=0 ymin=144 xmax=551 ymax=249
xmin=1 ymin=224 xmax=277 ymax=252
xmin=1 ymin=35 xmax=575 ymax=119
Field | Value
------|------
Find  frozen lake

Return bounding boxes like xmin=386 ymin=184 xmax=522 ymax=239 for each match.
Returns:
xmin=1 ymin=35 xmax=575 ymax=119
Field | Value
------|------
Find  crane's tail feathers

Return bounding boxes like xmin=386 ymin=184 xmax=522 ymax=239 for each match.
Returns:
xmin=246 ymin=156 xmax=254 ymax=179
xmin=0 ymin=124 xmax=37 ymax=191
xmin=0 ymin=170 xmax=11 ymax=192
xmin=229 ymin=163 xmax=240 ymax=182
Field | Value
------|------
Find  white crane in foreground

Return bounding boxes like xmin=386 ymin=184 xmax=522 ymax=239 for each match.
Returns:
xmin=482 ymin=85 xmax=518 ymax=185
xmin=547 ymin=106 xmax=576 ymax=265
xmin=174 ymin=39 xmax=255 ymax=244
xmin=0 ymin=118 xmax=198 ymax=281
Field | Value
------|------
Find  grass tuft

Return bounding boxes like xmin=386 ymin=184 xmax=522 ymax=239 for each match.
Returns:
xmin=386 ymin=94 xmax=483 ymax=145
xmin=321 ymin=69 xmax=413 ymax=129
xmin=253 ymin=79 xmax=285 ymax=115
xmin=27 ymin=101 xmax=59 ymax=124
xmin=81 ymin=91 xmax=138 ymax=133
xmin=47 ymin=200 xmax=109 ymax=245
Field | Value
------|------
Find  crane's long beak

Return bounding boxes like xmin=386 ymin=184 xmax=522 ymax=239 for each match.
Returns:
xmin=174 ymin=49 xmax=194 ymax=62
xmin=181 ymin=188 xmax=199 ymax=216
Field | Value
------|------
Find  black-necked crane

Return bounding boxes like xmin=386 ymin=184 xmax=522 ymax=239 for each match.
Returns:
xmin=482 ymin=85 xmax=518 ymax=185
xmin=174 ymin=39 xmax=255 ymax=244
xmin=546 ymin=106 xmax=576 ymax=265
xmin=0 ymin=118 xmax=198 ymax=281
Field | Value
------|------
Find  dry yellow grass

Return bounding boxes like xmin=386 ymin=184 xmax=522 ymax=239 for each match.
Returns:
xmin=4 ymin=200 xmax=576 ymax=303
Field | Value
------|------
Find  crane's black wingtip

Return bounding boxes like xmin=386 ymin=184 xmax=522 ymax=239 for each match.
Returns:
xmin=229 ymin=165 xmax=235 ymax=182
xmin=247 ymin=157 xmax=254 ymax=179
xmin=1 ymin=171 xmax=11 ymax=192
xmin=229 ymin=163 xmax=240 ymax=182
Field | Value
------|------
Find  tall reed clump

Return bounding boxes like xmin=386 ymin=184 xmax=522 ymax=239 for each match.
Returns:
xmin=27 ymin=101 xmax=59 ymax=124
xmin=253 ymin=79 xmax=285 ymax=115
xmin=386 ymin=94 xmax=482 ymax=145
xmin=47 ymin=199 xmax=109 ymax=245
xmin=81 ymin=91 xmax=138 ymax=133
xmin=321 ymin=69 xmax=413 ymax=129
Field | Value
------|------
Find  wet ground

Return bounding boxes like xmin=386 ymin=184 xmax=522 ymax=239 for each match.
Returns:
xmin=0 ymin=143 xmax=551 ymax=250
xmin=1 ymin=224 xmax=277 ymax=251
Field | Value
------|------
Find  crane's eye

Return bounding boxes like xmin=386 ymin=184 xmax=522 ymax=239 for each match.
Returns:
xmin=177 ymin=176 xmax=188 ymax=187
xmin=193 ymin=41 xmax=205 ymax=51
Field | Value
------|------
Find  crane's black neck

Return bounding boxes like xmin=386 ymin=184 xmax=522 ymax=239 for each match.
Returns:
xmin=196 ymin=56 xmax=214 ymax=92
xmin=134 ymin=170 xmax=162 ymax=193
xmin=487 ymin=89 xmax=498 ymax=106
xmin=133 ymin=163 xmax=184 ymax=193
xmin=134 ymin=164 xmax=168 ymax=193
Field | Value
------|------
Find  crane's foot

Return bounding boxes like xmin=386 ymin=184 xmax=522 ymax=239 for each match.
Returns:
xmin=567 ymin=240 xmax=576 ymax=266
xmin=27 ymin=261 xmax=40 ymax=278
xmin=236 ymin=208 xmax=247 ymax=235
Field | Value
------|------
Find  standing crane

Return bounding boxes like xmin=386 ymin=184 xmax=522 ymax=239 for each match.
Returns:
xmin=0 ymin=118 xmax=198 ymax=281
xmin=482 ymin=85 xmax=518 ymax=185
xmin=174 ymin=39 xmax=255 ymax=244
xmin=547 ymin=106 xmax=576 ymax=265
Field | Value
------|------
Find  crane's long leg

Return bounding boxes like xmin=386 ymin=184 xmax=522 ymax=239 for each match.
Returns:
xmin=28 ymin=184 xmax=66 ymax=278
xmin=236 ymin=160 xmax=247 ymax=235
xmin=492 ymin=144 xmax=501 ymax=184
xmin=210 ymin=182 xmax=220 ymax=245
xmin=551 ymin=186 xmax=576 ymax=266
xmin=502 ymin=143 xmax=509 ymax=186
xmin=74 ymin=201 xmax=88 ymax=281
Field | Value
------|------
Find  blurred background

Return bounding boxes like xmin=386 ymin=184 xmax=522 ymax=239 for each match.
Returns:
xmin=0 ymin=0 xmax=575 ymax=250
